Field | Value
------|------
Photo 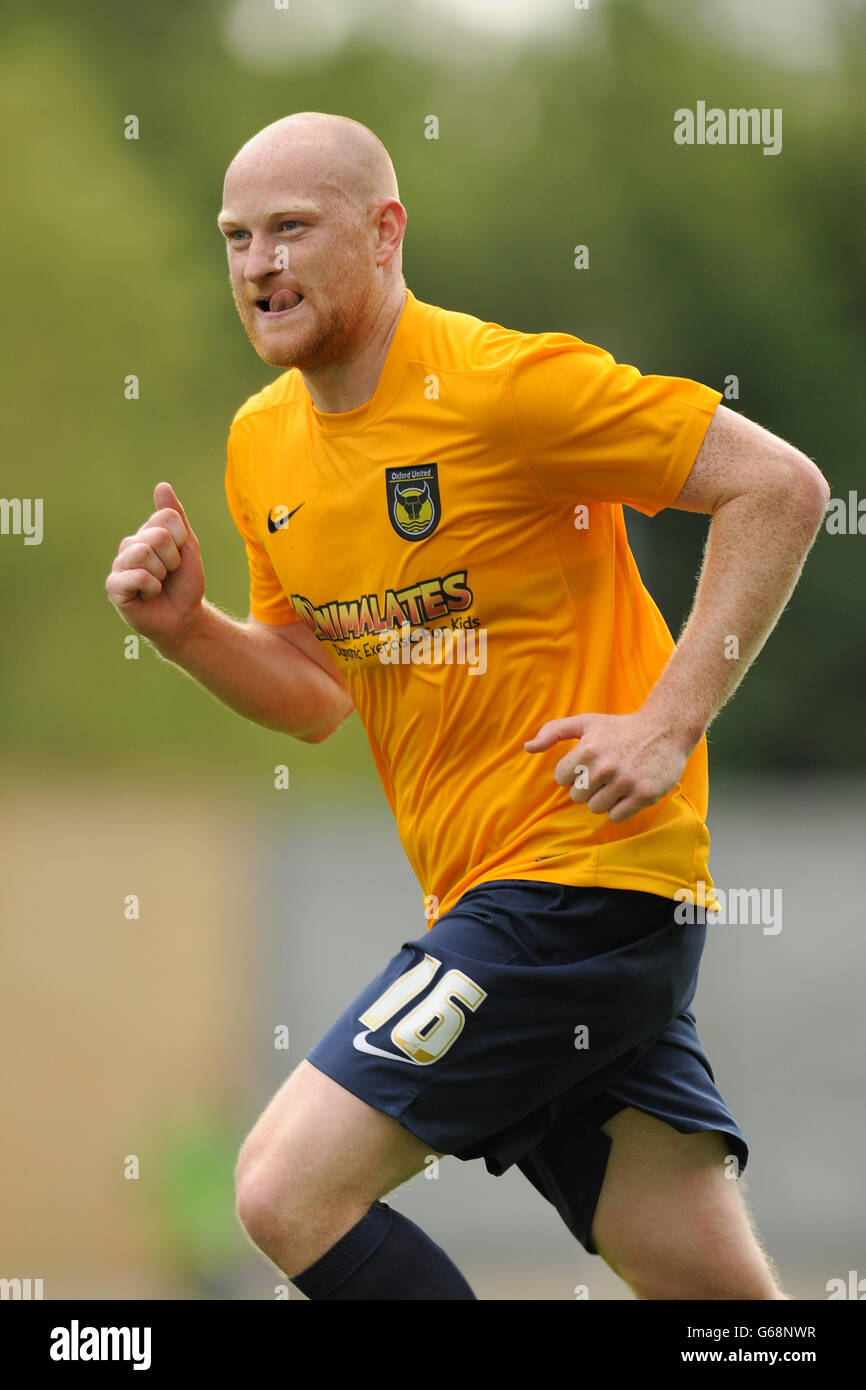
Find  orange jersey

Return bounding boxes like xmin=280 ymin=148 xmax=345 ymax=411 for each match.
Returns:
xmin=225 ymin=289 xmax=722 ymax=921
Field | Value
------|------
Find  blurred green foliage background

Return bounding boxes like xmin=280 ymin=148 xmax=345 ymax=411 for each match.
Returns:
xmin=2 ymin=0 xmax=863 ymax=788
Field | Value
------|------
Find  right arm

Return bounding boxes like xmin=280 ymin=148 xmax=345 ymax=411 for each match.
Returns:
xmin=105 ymin=482 xmax=353 ymax=743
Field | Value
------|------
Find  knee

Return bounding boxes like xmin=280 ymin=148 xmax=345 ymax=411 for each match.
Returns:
xmin=611 ymin=1235 xmax=782 ymax=1301
xmin=235 ymin=1126 xmax=270 ymax=1198
xmin=233 ymin=1141 xmax=369 ymax=1275
xmin=629 ymin=1272 xmax=783 ymax=1301
xmin=234 ymin=1153 xmax=294 ymax=1254
xmin=233 ymin=1120 xmax=313 ymax=1251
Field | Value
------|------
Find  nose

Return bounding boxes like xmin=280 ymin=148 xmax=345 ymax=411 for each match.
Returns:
xmin=242 ymin=235 xmax=278 ymax=286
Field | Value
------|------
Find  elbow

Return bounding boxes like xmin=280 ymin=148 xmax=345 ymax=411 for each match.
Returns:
xmin=801 ymin=460 xmax=831 ymax=512
xmin=783 ymin=450 xmax=831 ymax=526
xmin=298 ymin=724 xmax=336 ymax=745
xmin=296 ymin=698 xmax=353 ymax=744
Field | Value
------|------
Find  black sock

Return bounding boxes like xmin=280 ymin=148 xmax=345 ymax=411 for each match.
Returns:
xmin=292 ymin=1200 xmax=476 ymax=1300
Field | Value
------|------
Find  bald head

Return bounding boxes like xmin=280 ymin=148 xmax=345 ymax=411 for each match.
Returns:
xmin=218 ymin=113 xmax=407 ymax=376
xmin=225 ymin=112 xmax=400 ymax=217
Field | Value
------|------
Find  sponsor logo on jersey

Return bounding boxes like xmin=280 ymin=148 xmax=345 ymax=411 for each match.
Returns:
xmin=267 ymin=502 xmax=304 ymax=532
xmin=290 ymin=569 xmax=473 ymax=642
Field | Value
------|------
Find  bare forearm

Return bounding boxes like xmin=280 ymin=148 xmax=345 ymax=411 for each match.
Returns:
xmin=642 ymin=471 xmax=829 ymax=749
xmin=154 ymin=600 xmax=351 ymax=741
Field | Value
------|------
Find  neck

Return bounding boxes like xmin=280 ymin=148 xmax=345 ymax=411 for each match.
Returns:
xmin=300 ymin=282 xmax=407 ymax=414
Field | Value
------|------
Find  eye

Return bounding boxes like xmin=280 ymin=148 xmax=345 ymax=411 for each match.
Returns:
xmin=279 ymin=220 xmax=301 ymax=232
xmin=226 ymin=229 xmax=249 ymax=243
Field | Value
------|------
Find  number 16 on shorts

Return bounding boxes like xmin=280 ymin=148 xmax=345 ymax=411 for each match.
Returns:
xmin=352 ymin=954 xmax=487 ymax=1066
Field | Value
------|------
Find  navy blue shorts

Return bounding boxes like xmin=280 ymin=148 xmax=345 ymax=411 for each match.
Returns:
xmin=306 ymin=880 xmax=748 ymax=1254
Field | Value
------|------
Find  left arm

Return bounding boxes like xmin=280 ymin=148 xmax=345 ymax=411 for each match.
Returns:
xmin=525 ymin=405 xmax=830 ymax=822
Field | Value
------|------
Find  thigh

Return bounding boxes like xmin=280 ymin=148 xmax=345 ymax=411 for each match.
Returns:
xmin=237 ymin=1059 xmax=439 ymax=1206
xmin=590 ymin=1107 xmax=782 ymax=1299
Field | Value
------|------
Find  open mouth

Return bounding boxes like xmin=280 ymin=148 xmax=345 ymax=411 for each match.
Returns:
xmin=256 ymin=289 xmax=305 ymax=316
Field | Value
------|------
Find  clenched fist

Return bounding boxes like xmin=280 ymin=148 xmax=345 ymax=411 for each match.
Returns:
xmin=524 ymin=711 xmax=695 ymax=824
xmin=105 ymin=482 xmax=205 ymax=651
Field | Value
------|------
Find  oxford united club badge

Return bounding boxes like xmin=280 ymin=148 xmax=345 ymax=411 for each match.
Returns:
xmin=385 ymin=462 xmax=441 ymax=542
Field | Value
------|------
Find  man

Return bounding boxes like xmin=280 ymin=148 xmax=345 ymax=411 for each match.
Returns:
xmin=106 ymin=112 xmax=829 ymax=1300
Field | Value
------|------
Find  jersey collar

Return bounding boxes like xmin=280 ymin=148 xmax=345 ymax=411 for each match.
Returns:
xmin=307 ymin=287 xmax=421 ymax=435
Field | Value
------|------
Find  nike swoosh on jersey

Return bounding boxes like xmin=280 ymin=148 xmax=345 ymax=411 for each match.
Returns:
xmin=352 ymin=1029 xmax=416 ymax=1063
xmin=267 ymin=502 xmax=305 ymax=533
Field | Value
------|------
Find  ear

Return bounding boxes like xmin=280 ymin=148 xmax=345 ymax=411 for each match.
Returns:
xmin=374 ymin=199 xmax=407 ymax=267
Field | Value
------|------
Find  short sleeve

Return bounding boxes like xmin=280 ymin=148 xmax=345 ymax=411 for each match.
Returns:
xmin=225 ymin=425 xmax=299 ymax=626
xmin=507 ymin=333 xmax=722 ymax=516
